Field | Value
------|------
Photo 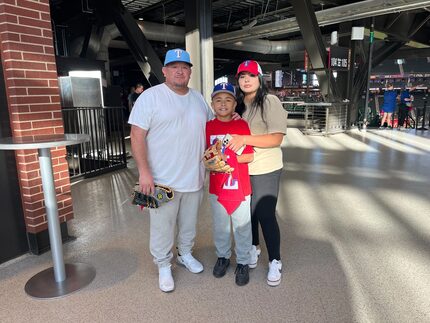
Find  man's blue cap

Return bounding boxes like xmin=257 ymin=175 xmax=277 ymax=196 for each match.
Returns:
xmin=211 ymin=82 xmax=236 ymax=99
xmin=164 ymin=48 xmax=192 ymax=66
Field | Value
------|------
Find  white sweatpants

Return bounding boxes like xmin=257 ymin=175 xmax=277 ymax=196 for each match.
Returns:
xmin=149 ymin=189 xmax=203 ymax=268
xmin=209 ymin=194 xmax=252 ymax=265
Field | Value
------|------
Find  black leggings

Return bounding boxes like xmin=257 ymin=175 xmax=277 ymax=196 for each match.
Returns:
xmin=398 ymin=103 xmax=409 ymax=127
xmin=250 ymin=169 xmax=282 ymax=261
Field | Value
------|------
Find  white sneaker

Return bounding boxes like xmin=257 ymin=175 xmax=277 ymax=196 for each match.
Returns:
xmin=158 ymin=264 xmax=174 ymax=292
xmin=267 ymin=259 xmax=282 ymax=287
xmin=249 ymin=245 xmax=261 ymax=269
xmin=177 ymin=253 xmax=204 ymax=273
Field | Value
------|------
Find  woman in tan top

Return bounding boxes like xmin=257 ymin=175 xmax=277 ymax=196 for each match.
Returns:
xmin=228 ymin=60 xmax=288 ymax=287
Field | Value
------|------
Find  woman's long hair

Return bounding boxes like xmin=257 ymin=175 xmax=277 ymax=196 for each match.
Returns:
xmin=236 ymin=74 xmax=268 ymax=124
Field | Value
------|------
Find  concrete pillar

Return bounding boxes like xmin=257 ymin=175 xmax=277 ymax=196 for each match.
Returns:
xmin=184 ymin=0 xmax=213 ymax=102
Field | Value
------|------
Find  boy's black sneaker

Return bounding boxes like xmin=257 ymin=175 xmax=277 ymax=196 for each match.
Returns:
xmin=213 ymin=257 xmax=230 ymax=278
xmin=235 ymin=264 xmax=249 ymax=286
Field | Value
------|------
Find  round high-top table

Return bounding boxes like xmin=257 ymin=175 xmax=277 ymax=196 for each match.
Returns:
xmin=0 ymin=134 xmax=96 ymax=298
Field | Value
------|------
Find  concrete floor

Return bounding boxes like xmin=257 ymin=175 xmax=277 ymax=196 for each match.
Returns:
xmin=1 ymin=128 xmax=429 ymax=323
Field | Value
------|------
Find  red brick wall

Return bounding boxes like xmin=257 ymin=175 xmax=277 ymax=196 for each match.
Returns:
xmin=0 ymin=0 xmax=73 ymax=233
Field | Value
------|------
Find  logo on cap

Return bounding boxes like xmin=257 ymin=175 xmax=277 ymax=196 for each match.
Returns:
xmin=175 ymin=49 xmax=182 ymax=58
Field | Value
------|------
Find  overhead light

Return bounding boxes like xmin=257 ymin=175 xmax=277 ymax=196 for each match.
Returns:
xmin=138 ymin=17 xmax=143 ymax=21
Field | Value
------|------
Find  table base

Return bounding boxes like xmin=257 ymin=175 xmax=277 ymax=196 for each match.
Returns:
xmin=25 ymin=263 xmax=96 ymax=299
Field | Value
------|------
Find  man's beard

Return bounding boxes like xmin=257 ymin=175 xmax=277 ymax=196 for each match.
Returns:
xmin=171 ymin=80 xmax=188 ymax=89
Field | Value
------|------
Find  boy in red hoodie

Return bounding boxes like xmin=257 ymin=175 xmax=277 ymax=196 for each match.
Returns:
xmin=206 ymin=82 xmax=254 ymax=286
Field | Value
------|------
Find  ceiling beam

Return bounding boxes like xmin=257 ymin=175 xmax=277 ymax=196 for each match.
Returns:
xmin=214 ymin=0 xmax=430 ymax=44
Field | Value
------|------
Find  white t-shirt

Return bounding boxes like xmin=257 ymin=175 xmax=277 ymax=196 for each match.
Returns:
xmin=129 ymin=83 xmax=213 ymax=192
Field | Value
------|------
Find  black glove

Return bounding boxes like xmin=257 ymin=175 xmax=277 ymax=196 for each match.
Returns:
xmin=131 ymin=183 xmax=174 ymax=208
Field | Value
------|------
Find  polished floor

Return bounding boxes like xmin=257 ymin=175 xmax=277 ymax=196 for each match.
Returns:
xmin=1 ymin=128 xmax=429 ymax=323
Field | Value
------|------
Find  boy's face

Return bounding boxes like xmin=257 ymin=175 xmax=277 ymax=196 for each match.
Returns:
xmin=211 ymin=93 xmax=237 ymax=118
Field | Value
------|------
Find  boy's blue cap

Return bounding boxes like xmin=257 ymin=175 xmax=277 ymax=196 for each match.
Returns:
xmin=211 ymin=82 xmax=236 ymax=99
xmin=164 ymin=48 xmax=192 ymax=66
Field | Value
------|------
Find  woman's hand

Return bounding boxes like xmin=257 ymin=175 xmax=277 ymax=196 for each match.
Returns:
xmin=231 ymin=112 xmax=241 ymax=120
xmin=227 ymin=134 xmax=246 ymax=153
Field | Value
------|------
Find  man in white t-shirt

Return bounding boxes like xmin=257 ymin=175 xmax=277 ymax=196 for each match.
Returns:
xmin=129 ymin=48 xmax=213 ymax=293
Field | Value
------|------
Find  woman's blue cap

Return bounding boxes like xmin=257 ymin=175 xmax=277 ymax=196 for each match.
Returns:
xmin=211 ymin=82 xmax=236 ymax=98
xmin=164 ymin=48 xmax=192 ymax=66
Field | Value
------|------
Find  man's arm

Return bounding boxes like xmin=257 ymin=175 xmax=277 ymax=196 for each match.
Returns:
xmin=409 ymin=84 xmax=424 ymax=92
xmin=130 ymin=125 xmax=154 ymax=195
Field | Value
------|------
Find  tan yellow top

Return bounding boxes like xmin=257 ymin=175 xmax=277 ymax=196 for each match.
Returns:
xmin=242 ymin=94 xmax=288 ymax=175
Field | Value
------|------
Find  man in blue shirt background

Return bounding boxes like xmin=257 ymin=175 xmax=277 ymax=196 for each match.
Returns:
xmin=398 ymin=84 xmax=422 ymax=129
xmin=398 ymin=86 xmax=413 ymax=129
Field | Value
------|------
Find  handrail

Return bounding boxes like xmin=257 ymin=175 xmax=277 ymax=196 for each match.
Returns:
xmin=61 ymin=106 xmax=127 ymax=178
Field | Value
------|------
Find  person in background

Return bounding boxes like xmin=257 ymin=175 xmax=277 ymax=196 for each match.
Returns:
xmin=129 ymin=49 xmax=213 ymax=293
xmin=120 ymin=87 xmax=130 ymax=122
xmin=206 ymin=82 xmax=254 ymax=286
xmin=127 ymin=86 xmax=135 ymax=112
xmin=379 ymin=83 xmax=397 ymax=129
xmin=398 ymin=84 xmax=422 ymax=130
xmin=227 ymin=60 xmax=288 ymax=287
xmin=130 ymin=83 xmax=144 ymax=110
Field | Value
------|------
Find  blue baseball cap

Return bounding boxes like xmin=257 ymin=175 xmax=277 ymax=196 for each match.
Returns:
xmin=211 ymin=82 xmax=236 ymax=99
xmin=164 ymin=48 xmax=192 ymax=66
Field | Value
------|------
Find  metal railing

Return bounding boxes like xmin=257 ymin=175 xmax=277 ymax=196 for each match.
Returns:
xmin=62 ymin=106 xmax=127 ymax=178
xmin=281 ymin=101 xmax=306 ymax=118
xmin=304 ymin=102 xmax=348 ymax=135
